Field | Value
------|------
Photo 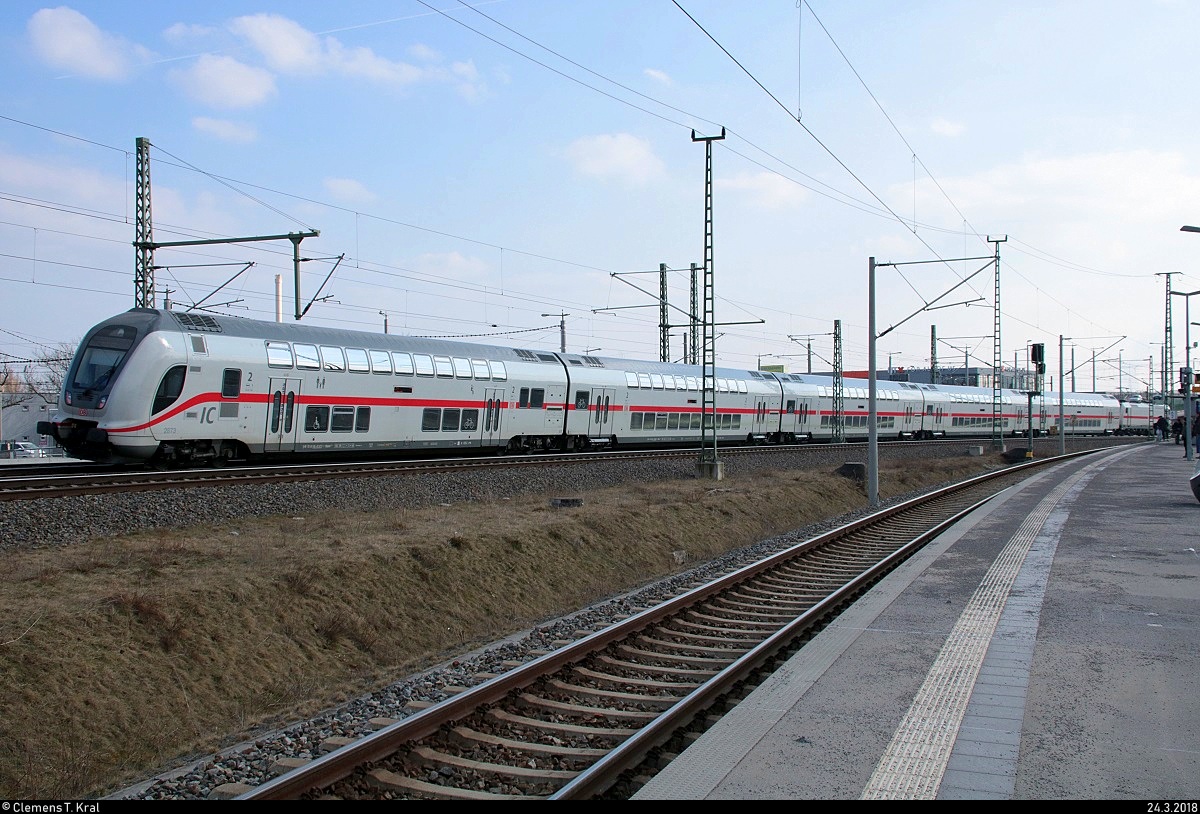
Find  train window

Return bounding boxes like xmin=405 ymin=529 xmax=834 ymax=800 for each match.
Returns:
xmin=471 ymin=358 xmax=490 ymax=379
xmin=294 ymin=344 xmax=320 ymax=371
xmin=434 ymin=356 xmax=454 ymax=377
xmin=530 ymin=389 xmax=545 ymax=409
xmin=422 ymin=408 xmax=441 ymax=431
xmin=266 ymin=342 xmax=293 ymax=368
xmin=305 ymin=406 xmax=329 ymax=433
xmin=441 ymin=409 xmax=461 ymax=432
xmin=575 ymin=391 xmax=589 ymax=410
xmin=630 ymin=412 xmax=643 ymax=430
xmin=668 ymin=413 xmax=679 ymax=430
xmin=331 ymin=406 xmax=355 ymax=432
xmin=346 ymin=348 xmax=370 ymax=373
xmin=283 ymin=392 xmax=295 ymax=433
xmin=655 ymin=413 xmax=667 ymax=430
xmin=638 ymin=373 xmax=653 ymax=388
xmin=461 ymin=409 xmax=478 ymax=431
xmin=190 ymin=335 xmax=207 ymax=354
xmin=453 ymin=357 xmax=472 ymax=378
xmin=519 ymin=388 xmax=529 ymax=408
xmin=72 ymin=328 xmax=135 ymax=390
xmin=650 ymin=374 xmax=664 ymax=389
xmin=151 ymin=365 xmax=187 ymax=415
xmin=691 ymin=414 xmax=701 ymax=429
xmin=489 ymin=360 xmax=507 ymax=381
xmin=626 ymin=372 xmax=639 ymax=388
xmin=221 ymin=369 xmax=242 ymax=398
xmin=392 ymin=352 xmax=415 ymax=375
xmin=271 ymin=391 xmax=282 ymax=433
xmin=320 ymin=346 xmax=346 ymax=372
xmin=786 ymin=399 xmax=796 ymax=414
xmin=355 ymin=407 xmax=371 ymax=432
xmin=369 ymin=350 xmax=392 ymax=374
xmin=414 ymin=354 xmax=435 ymax=376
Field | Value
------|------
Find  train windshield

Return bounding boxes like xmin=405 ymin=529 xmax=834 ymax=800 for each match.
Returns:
xmin=72 ymin=324 xmax=137 ymax=391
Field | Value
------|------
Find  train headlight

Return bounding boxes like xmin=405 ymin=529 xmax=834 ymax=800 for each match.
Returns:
xmin=97 ymin=396 xmax=107 ymax=409
xmin=64 ymin=391 xmax=72 ymax=406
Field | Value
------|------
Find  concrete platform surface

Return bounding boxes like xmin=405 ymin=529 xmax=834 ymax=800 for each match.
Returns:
xmin=634 ymin=442 xmax=1199 ymax=800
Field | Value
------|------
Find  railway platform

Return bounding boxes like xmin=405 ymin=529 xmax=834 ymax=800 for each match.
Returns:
xmin=634 ymin=441 xmax=1199 ymax=800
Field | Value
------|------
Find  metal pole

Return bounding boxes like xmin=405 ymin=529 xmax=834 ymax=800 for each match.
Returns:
xmin=1027 ymin=391 xmax=1034 ymax=458
xmin=868 ymin=256 xmax=879 ymax=508
xmin=1058 ymin=335 xmax=1066 ymax=455
xmin=1187 ymin=299 xmax=1193 ymax=463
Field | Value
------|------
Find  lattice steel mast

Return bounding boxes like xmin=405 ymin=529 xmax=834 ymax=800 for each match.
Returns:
xmin=693 ymin=128 xmax=725 ymax=479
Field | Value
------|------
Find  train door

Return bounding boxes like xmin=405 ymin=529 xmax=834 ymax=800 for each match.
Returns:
xmin=589 ymin=387 xmax=615 ymax=436
xmin=750 ymin=397 xmax=769 ymax=439
xmin=482 ymin=387 xmax=505 ymax=447
xmin=265 ymin=377 xmax=301 ymax=453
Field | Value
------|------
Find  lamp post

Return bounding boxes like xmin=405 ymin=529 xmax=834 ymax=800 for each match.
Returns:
xmin=1171 ymin=226 xmax=1200 ymax=458
xmin=541 ymin=312 xmax=569 ymax=353
xmin=379 ymin=310 xmax=388 ymax=334
xmin=1169 ymin=288 xmax=1200 ymax=462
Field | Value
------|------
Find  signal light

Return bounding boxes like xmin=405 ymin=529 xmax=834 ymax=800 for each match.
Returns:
xmin=1031 ymin=343 xmax=1044 ymax=364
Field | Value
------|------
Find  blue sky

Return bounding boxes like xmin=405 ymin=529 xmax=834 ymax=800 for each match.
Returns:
xmin=2 ymin=0 xmax=1198 ymax=395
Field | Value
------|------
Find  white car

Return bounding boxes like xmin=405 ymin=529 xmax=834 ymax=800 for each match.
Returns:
xmin=4 ymin=441 xmax=47 ymax=459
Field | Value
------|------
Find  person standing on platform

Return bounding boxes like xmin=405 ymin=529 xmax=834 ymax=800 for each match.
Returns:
xmin=1155 ymin=414 xmax=1169 ymax=441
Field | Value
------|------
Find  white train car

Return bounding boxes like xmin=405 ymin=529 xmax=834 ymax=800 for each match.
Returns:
xmin=1114 ymin=399 xmax=1164 ymax=436
xmin=41 ymin=308 xmax=1125 ymax=466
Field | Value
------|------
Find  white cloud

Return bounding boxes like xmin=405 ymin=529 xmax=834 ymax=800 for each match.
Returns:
xmin=323 ymin=177 xmax=377 ymax=206
xmin=225 ymin=14 xmax=478 ymax=95
xmin=414 ymin=251 xmax=490 ymax=278
xmin=163 ymin=22 xmax=219 ymax=45
xmin=563 ymin=134 xmax=665 ymax=186
xmin=325 ymin=39 xmax=424 ymax=84
xmin=229 ymin=14 xmax=323 ymax=75
xmin=718 ymin=172 xmax=810 ymax=210
xmin=27 ymin=7 xmax=144 ymax=81
xmin=170 ymin=55 xmax=276 ymax=109
xmin=192 ymin=117 xmax=257 ymax=143
xmin=931 ymin=117 xmax=965 ymax=137
xmin=644 ymin=68 xmax=672 ymax=85
xmin=935 ymin=150 xmax=1192 ymax=222
xmin=408 ymin=43 xmax=442 ymax=63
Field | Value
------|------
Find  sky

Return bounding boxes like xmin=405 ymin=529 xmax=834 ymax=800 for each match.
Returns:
xmin=2 ymin=0 xmax=1199 ymax=397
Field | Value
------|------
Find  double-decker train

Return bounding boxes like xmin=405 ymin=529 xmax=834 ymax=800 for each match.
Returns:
xmin=39 ymin=308 xmax=1126 ymax=466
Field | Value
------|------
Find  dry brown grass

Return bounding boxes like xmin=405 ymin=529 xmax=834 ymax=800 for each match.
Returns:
xmin=0 ymin=455 xmax=1002 ymax=798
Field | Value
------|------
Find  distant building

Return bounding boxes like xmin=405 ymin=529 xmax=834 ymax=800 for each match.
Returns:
xmin=0 ymin=400 xmax=56 ymax=449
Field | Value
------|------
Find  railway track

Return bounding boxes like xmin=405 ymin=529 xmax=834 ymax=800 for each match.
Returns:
xmin=237 ymin=453 xmax=1078 ymax=801
xmin=0 ymin=448 xmax=698 ymax=501
xmin=0 ymin=438 xmax=1131 ymax=502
